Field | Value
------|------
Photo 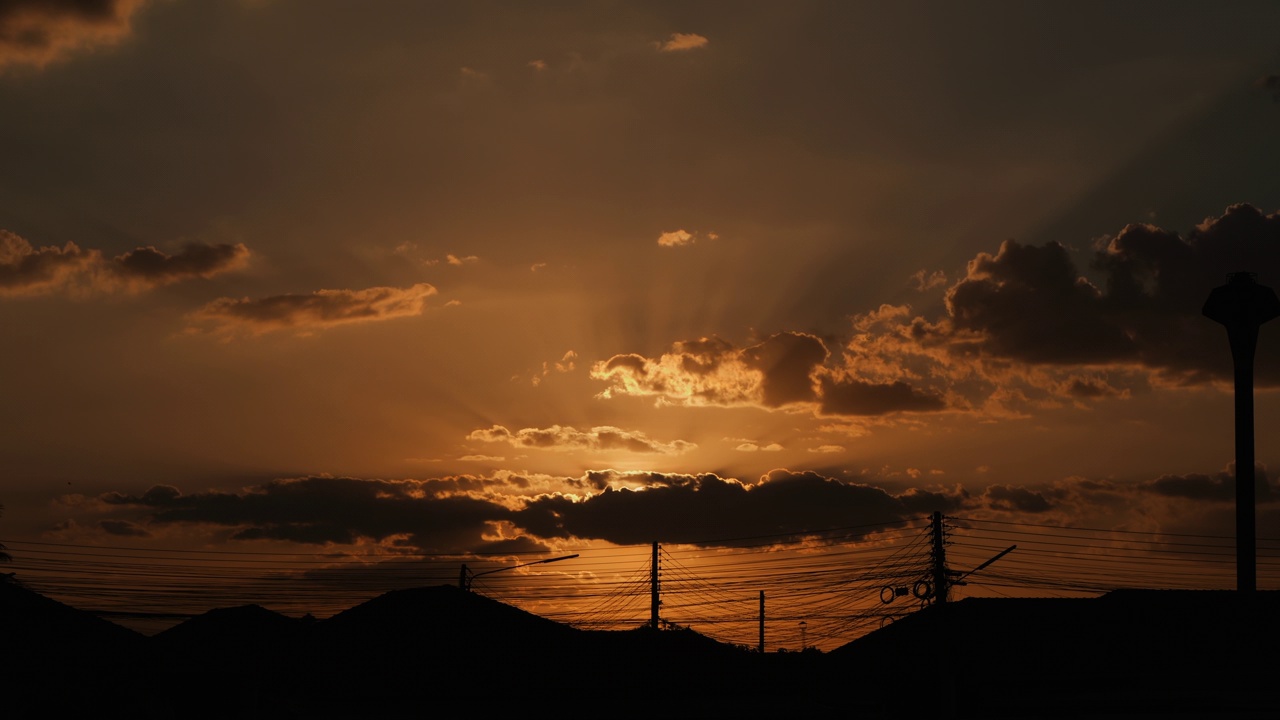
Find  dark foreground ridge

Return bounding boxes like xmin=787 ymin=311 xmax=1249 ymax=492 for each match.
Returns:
xmin=2 ymin=581 xmax=1277 ymax=719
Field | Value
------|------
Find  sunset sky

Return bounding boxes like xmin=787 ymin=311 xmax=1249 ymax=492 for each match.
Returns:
xmin=3 ymin=0 xmax=1280 ymax=644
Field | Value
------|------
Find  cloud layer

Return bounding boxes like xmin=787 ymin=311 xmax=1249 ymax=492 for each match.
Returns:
xmin=85 ymin=464 xmax=1280 ymax=554
xmin=596 ymin=205 xmax=1280 ymax=423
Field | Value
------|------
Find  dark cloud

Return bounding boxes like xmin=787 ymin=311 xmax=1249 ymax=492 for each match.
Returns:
xmin=829 ymin=204 xmax=1280 ymax=412
xmin=110 ymin=243 xmax=250 ymax=287
xmin=1093 ymin=204 xmax=1280 ymax=383
xmin=1140 ymin=465 xmax=1275 ymax=504
xmin=99 ymin=476 xmax=513 ymax=553
xmin=86 ymin=465 xmax=1280 ymax=557
xmin=944 ymin=204 xmax=1280 ymax=385
xmin=0 ymin=231 xmax=248 ymax=296
xmin=0 ymin=0 xmax=149 ymax=71
xmin=818 ymin=377 xmax=947 ymax=416
xmin=1142 ymin=472 xmax=1232 ymax=502
xmin=958 ymin=465 xmax=1280 ymax=541
xmin=0 ymin=230 xmax=94 ymax=296
xmin=981 ymin=484 xmax=1053 ymax=514
xmin=512 ymin=469 xmax=968 ymax=547
xmin=97 ymin=518 xmax=150 ymax=537
xmin=188 ymin=283 xmax=438 ymax=337
xmin=946 ymin=239 xmax=1137 ymax=365
xmin=741 ymin=331 xmax=827 ymax=407
xmin=91 ymin=471 xmax=974 ymax=553
xmin=1063 ymin=376 xmax=1123 ymax=399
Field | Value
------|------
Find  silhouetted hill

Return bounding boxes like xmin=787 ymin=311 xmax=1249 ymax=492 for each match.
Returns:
xmin=300 ymin=586 xmax=801 ymax=717
xmin=5 ymin=581 xmax=1278 ymax=718
xmin=0 ymin=577 xmax=146 ymax=654
xmin=318 ymin=584 xmax=576 ymax=650
xmin=291 ymin=585 xmax=583 ymax=715
xmin=153 ymin=602 xmax=314 ymax=676
xmin=156 ymin=603 xmax=309 ymax=649
xmin=0 ymin=579 xmax=159 ymax=716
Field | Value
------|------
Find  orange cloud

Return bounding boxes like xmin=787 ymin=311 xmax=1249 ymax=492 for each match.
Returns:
xmin=734 ymin=442 xmax=783 ymax=453
xmin=189 ymin=283 xmax=438 ymax=337
xmin=658 ymin=32 xmax=709 ymax=52
xmin=468 ymin=424 xmax=696 ymax=455
xmin=592 ymin=331 xmax=948 ymax=417
xmin=657 ymin=229 xmax=694 ymax=247
xmin=656 ymin=229 xmax=718 ymax=247
xmin=0 ymin=0 xmax=150 ymax=72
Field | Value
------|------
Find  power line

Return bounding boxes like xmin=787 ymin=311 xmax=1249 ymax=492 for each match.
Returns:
xmin=7 ymin=512 xmax=1279 ymax=651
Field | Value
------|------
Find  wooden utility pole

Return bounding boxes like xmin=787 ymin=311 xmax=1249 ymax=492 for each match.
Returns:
xmin=930 ymin=511 xmax=949 ymax=604
xmin=651 ymin=541 xmax=660 ymax=629
xmin=758 ymin=591 xmax=765 ymax=653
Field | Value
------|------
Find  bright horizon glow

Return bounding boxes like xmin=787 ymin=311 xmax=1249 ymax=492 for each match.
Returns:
xmin=6 ymin=512 xmax=1272 ymax=652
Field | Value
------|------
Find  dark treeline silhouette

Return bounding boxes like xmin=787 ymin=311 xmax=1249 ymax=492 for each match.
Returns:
xmin=3 ymin=580 xmax=1278 ymax=719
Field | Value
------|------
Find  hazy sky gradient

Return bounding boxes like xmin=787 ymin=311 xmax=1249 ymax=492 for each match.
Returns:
xmin=4 ymin=0 xmax=1280 ymax=605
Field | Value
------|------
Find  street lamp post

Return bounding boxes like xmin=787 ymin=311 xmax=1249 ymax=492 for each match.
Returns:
xmin=459 ymin=554 xmax=579 ymax=591
xmin=1203 ymin=271 xmax=1280 ymax=593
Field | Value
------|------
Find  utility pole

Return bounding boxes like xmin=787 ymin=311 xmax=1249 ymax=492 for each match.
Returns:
xmin=650 ymin=541 xmax=660 ymax=629
xmin=930 ymin=511 xmax=949 ymax=604
xmin=758 ymin=591 xmax=765 ymax=653
xmin=929 ymin=510 xmax=958 ymax=718
xmin=1203 ymin=272 xmax=1280 ymax=593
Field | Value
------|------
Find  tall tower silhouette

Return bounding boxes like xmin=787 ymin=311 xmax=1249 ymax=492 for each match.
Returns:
xmin=1202 ymin=271 xmax=1280 ymax=593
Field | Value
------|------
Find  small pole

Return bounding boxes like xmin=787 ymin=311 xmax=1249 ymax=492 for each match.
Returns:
xmin=651 ymin=541 xmax=660 ymax=629
xmin=758 ymin=591 xmax=765 ymax=653
xmin=931 ymin=511 xmax=949 ymax=604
